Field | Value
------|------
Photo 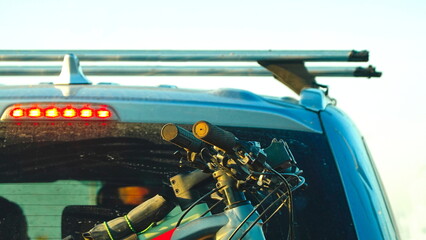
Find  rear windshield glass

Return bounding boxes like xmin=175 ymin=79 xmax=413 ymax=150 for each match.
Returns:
xmin=0 ymin=122 xmax=356 ymax=240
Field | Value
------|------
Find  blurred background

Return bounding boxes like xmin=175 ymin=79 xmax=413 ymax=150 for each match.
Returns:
xmin=0 ymin=0 xmax=425 ymax=238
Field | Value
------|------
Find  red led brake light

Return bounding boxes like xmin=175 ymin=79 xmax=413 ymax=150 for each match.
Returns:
xmin=80 ymin=108 xmax=94 ymax=118
xmin=62 ymin=107 xmax=78 ymax=118
xmin=2 ymin=103 xmax=117 ymax=121
xmin=96 ymin=109 xmax=111 ymax=119
xmin=10 ymin=108 xmax=25 ymax=118
xmin=45 ymin=107 xmax=60 ymax=118
xmin=28 ymin=108 xmax=43 ymax=118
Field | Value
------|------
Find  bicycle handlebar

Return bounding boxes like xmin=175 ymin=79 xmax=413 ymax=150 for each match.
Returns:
xmin=161 ymin=123 xmax=205 ymax=152
xmin=193 ymin=120 xmax=237 ymax=152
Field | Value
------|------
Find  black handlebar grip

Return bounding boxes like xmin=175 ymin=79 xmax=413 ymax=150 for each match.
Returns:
xmin=161 ymin=123 xmax=204 ymax=152
xmin=192 ymin=121 xmax=237 ymax=152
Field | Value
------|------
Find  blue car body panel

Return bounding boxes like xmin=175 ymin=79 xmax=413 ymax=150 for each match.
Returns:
xmin=320 ymin=106 xmax=398 ymax=240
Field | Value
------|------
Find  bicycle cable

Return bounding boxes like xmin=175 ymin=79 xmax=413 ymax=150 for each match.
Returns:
xmin=226 ymin=183 xmax=283 ymax=240
xmin=263 ymin=176 xmax=305 ymax=225
xmin=239 ymin=191 xmax=291 ymax=240
xmin=200 ymin=198 xmax=224 ymax=218
xmin=270 ymin=168 xmax=295 ymax=240
xmin=175 ymin=187 xmax=220 ymax=228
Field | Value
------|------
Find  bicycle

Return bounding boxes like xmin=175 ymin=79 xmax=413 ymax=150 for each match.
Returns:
xmin=79 ymin=121 xmax=305 ymax=240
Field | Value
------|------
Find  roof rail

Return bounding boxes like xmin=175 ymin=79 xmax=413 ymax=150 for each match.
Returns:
xmin=0 ymin=50 xmax=368 ymax=62
xmin=0 ymin=50 xmax=381 ymax=94
xmin=0 ymin=65 xmax=380 ymax=78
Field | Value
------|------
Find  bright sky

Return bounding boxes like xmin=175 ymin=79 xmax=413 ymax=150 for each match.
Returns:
xmin=1 ymin=0 xmax=425 ymax=238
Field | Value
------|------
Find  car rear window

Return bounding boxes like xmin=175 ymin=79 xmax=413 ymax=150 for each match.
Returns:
xmin=0 ymin=122 xmax=356 ymax=240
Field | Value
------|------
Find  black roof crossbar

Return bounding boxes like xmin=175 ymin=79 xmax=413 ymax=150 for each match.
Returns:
xmin=0 ymin=50 xmax=381 ymax=95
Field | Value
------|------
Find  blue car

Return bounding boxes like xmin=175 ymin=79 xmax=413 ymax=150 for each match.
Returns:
xmin=0 ymin=50 xmax=398 ymax=240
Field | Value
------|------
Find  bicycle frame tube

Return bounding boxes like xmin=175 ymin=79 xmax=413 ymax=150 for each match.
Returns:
xmin=171 ymin=202 xmax=265 ymax=240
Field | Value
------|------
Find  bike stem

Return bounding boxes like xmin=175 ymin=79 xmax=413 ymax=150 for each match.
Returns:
xmin=213 ymin=169 xmax=246 ymax=207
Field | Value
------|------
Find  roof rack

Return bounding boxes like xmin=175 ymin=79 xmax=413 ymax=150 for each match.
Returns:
xmin=0 ymin=50 xmax=381 ymax=94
